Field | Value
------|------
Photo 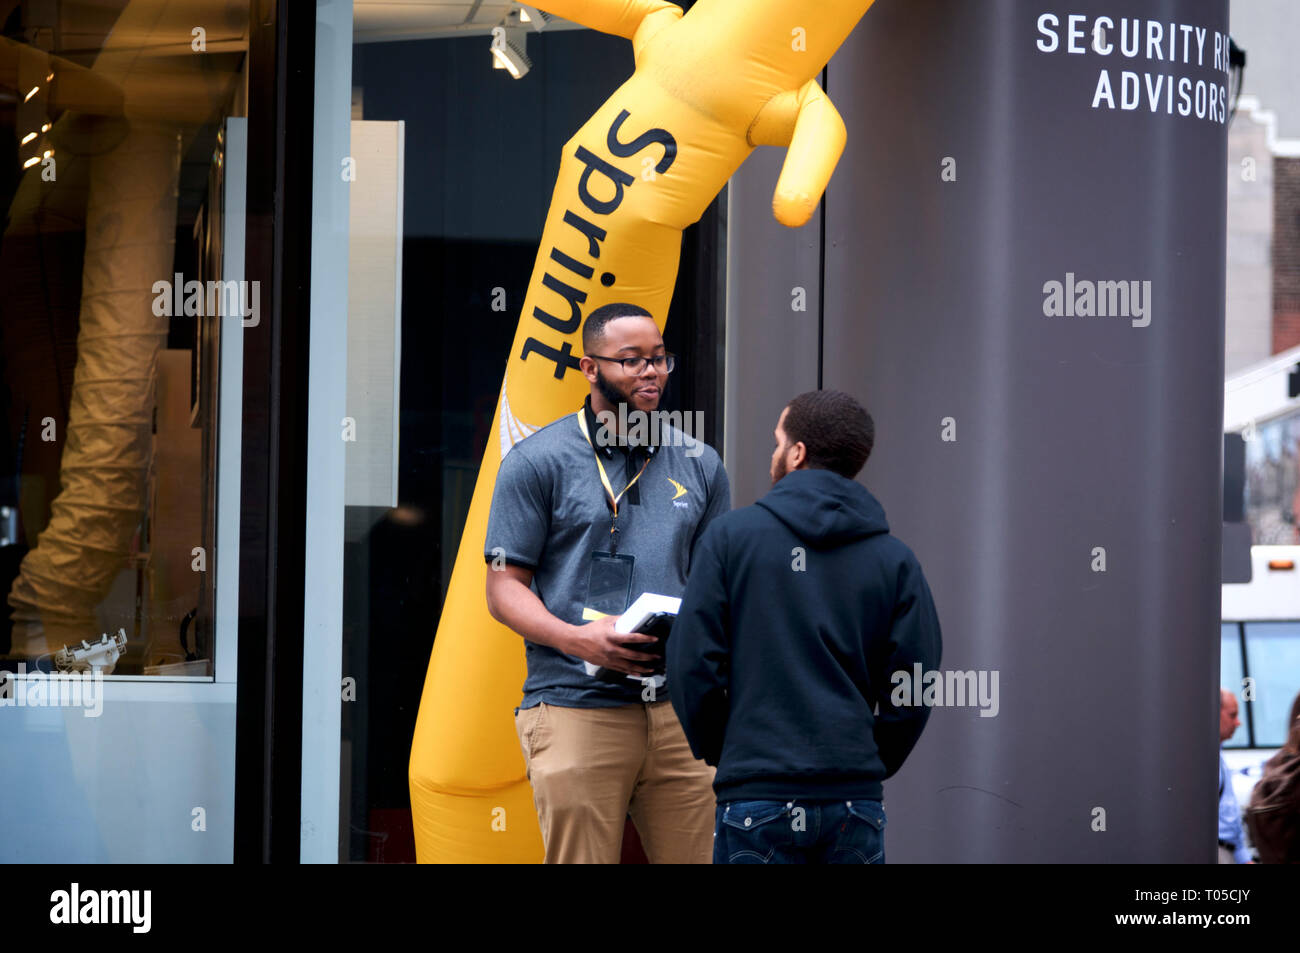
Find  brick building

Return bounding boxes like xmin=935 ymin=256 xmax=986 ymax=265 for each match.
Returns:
xmin=1275 ymin=154 xmax=1300 ymax=354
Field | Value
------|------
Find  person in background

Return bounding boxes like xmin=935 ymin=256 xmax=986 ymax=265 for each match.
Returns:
xmin=1218 ymin=688 xmax=1253 ymax=863
xmin=667 ymin=389 xmax=942 ymax=864
xmin=1245 ymin=690 xmax=1300 ymax=863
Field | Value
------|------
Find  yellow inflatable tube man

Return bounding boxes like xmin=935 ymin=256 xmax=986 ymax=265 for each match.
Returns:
xmin=409 ymin=0 xmax=877 ymax=862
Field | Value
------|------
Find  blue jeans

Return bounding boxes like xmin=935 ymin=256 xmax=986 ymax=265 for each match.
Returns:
xmin=713 ymin=798 xmax=886 ymax=864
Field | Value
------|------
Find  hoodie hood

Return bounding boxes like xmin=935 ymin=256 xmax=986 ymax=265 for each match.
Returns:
xmin=756 ymin=468 xmax=889 ymax=546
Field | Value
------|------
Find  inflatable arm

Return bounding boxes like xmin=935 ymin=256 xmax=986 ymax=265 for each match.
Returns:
xmin=409 ymin=0 xmax=875 ymax=862
xmin=749 ymin=78 xmax=848 ymax=226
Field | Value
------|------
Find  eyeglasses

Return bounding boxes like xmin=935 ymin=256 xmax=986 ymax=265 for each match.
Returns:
xmin=587 ymin=352 xmax=676 ymax=375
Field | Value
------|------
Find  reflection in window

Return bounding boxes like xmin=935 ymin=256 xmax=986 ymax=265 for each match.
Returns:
xmin=1244 ymin=409 xmax=1300 ymax=544
xmin=0 ymin=10 xmax=246 ymax=677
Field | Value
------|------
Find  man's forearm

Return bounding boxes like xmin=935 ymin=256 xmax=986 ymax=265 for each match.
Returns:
xmin=488 ymin=576 xmax=577 ymax=654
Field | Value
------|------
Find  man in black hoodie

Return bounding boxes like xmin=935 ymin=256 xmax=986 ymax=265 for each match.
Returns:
xmin=667 ymin=389 xmax=942 ymax=863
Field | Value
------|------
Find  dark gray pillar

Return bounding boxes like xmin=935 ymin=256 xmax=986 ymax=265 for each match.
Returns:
xmin=724 ymin=148 xmax=822 ymax=509
xmin=729 ymin=0 xmax=1229 ymax=861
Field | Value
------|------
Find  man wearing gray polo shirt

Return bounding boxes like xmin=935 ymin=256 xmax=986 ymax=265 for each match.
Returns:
xmin=484 ymin=302 xmax=730 ymax=864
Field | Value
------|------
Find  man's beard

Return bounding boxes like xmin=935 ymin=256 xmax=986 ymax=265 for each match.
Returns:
xmin=772 ymin=450 xmax=789 ymax=485
xmin=594 ymin=368 xmax=628 ymax=415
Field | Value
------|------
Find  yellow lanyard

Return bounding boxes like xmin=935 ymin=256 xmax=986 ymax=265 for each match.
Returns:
xmin=575 ymin=410 xmax=652 ymax=526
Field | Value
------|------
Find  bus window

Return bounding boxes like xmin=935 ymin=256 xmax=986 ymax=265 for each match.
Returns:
xmin=1221 ymin=623 xmax=1248 ymax=747
xmin=1243 ymin=621 xmax=1300 ymax=748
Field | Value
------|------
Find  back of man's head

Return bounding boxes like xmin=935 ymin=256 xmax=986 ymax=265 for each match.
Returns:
xmin=783 ymin=390 xmax=875 ymax=479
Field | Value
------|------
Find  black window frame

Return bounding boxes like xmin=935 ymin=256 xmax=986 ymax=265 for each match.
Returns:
xmin=233 ymin=0 xmax=316 ymax=864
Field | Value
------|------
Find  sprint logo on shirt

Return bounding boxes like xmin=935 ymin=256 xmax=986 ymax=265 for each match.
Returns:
xmin=667 ymin=478 xmax=689 ymax=508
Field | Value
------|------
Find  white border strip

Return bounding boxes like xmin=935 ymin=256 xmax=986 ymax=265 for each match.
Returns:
xmin=299 ymin=0 xmax=352 ymax=864
xmin=215 ymin=117 xmax=247 ymax=685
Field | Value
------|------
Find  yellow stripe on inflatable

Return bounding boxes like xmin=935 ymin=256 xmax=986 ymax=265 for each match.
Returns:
xmin=409 ymin=0 xmax=876 ymax=863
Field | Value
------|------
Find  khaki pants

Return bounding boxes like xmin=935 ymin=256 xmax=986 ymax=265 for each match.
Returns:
xmin=514 ymin=699 xmax=715 ymax=863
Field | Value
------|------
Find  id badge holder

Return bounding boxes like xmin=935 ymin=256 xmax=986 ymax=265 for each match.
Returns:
xmin=580 ymin=552 xmax=664 ymax=694
xmin=581 ymin=551 xmax=634 ymax=621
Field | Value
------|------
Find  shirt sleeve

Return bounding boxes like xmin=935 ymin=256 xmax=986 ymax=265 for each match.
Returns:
xmin=1218 ymin=754 xmax=1251 ymax=862
xmin=484 ymin=447 xmax=550 ymax=569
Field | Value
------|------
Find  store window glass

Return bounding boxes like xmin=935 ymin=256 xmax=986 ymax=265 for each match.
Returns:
xmin=0 ymin=1 xmax=250 ymax=861
xmin=340 ymin=3 xmax=724 ymax=861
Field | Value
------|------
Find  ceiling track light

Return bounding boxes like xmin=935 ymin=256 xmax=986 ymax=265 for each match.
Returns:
xmin=490 ymin=24 xmax=531 ymax=79
xmin=518 ymin=5 xmax=552 ymax=31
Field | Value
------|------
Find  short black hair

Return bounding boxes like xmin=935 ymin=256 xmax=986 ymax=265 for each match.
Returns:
xmin=781 ymin=389 xmax=875 ymax=479
xmin=582 ymin=303 xmax=654 ymax=354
